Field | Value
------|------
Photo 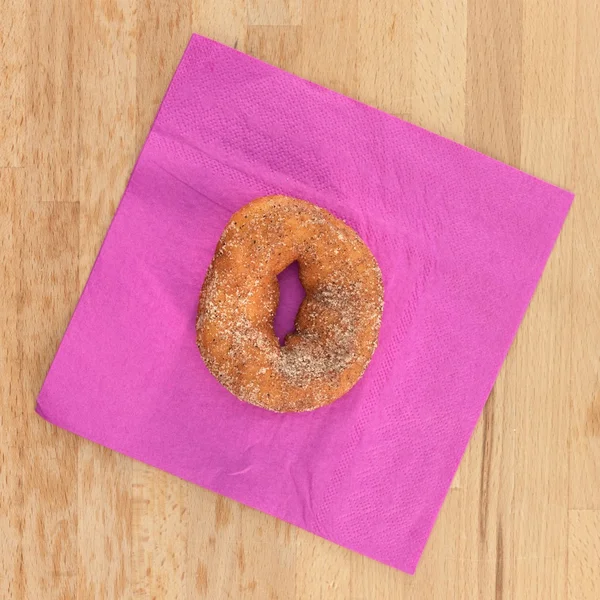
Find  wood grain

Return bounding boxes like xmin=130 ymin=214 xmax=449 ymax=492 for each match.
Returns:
xmin=1 ymin=1 xmax=599 ymax=598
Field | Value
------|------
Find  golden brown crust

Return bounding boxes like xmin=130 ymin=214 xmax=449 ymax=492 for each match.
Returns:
xmin=196 ymin=195 xmax=383 ymax=412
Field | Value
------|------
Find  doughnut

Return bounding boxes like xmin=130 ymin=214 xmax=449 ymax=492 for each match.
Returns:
xmin=196 ymin=195 xmax=383 ymax=412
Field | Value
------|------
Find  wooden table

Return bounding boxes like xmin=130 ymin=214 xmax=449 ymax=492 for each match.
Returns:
xmin=1 ymin=1 xmax=599 ymax=598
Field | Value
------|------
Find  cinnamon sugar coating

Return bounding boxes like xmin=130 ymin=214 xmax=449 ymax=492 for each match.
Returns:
xmin=196 ymin=195 xmax=383 ymax=412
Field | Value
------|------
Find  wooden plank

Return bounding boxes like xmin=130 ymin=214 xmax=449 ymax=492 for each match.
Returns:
xmin=294 ymin=531 xmax=352 ymax=600
xmin=77 ymin=444 xmax=133 ymax=599
xmin=76 ymin=0 xmax=138 ymax=280
xmin=18 ymin=199 xmax=80 ymax=599
xmin=246 ymin=26 xmax=303 ymax=75
xmin=457 ymin=1 xmax=525 ymax=596
xmin=356 ymin=0 xmax=413 ymax=116
xmin=135 ymin=1 xmax=192 ymax=152
xmin=0 ymin=169 xmax=25 ymax=600
xmin=27 ymin=0 xmax=80 ymax=200
xmin=412 ymin=0 xmax=467 ymax=142
xmin=248 ymin=0 xmax=302 ymax=27
xmin=186 ymin=490 xmax=242 ymax=598
xmin=129 ymin=8 xmax=192 ymax=597
xmin=568 ymin=510 xmax=600 ymax=600
xmin=569 ymin=0 xmax=600 ymax=512
xmin=192 ymin=0 xmax=248 ymax=51
xmin=0 ymin=3 xmax=28 ymax=167
xmin=466 ymin=0 xmax=523 ymax=166
xmin=73 ymin=4 xmax=137 ymax=599
xmin=511 ymin=0 xmax=576 ymax=595
xmin=299 ymin=0 xmax=358 ymax=97
xmin=131 ymin=467 xmax=189 ymax=599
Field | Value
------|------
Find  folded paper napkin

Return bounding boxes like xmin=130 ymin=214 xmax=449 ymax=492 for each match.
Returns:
xmin=36 ymin=34 xmax=573 ymax=573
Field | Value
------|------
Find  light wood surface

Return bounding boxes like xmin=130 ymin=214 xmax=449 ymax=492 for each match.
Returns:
xmin=1 ymin=1 xmax=599 ymax=598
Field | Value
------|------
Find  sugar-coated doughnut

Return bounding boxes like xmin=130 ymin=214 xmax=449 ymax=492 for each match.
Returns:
xmin=196 ymin=195 xmax=383 ymax=412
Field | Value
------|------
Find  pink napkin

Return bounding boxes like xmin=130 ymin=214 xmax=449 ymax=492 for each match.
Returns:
xmin=36 ymin=34 xmax=573 ymax=574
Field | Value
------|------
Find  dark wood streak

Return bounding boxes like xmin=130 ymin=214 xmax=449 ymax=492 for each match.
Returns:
xmin=585 ymin=395 xmax=600 ymax=436
xmin=479 ymin=388 xmax=496 ymax=541
xmin=495 ymin=520 xmax=504 ymax=600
